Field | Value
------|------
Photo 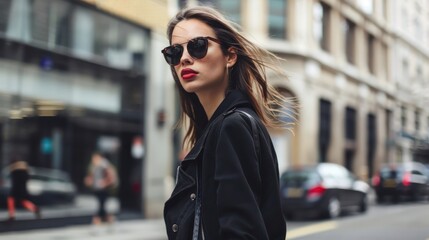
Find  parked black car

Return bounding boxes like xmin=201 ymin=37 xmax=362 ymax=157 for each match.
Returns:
xmin=280 ymin=163 xmax=370 ymax=219
xmin=372 ymin=161 xmax=429 ymax=203
xmin=0 ymin=167 xmax=77 ymax=207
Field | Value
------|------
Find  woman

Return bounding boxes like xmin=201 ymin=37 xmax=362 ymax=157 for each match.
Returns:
xmin=7 ymin=158 xmax=41 ymax=221
xmin=84 ymin=152 xmax=117 ymax=227
xmin=162 ymin=6 xmax=292 ymax=240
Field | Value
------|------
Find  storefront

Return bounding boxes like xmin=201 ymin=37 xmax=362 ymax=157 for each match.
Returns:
xmin=0 ymin=0 xmax=149 ymax=213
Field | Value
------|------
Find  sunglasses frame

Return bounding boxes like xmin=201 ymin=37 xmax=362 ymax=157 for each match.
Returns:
xmin=161 ymin=36 xmax=221 ymax=66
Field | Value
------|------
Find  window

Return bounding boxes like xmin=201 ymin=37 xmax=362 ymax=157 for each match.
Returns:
xmin=385 ymin=109 xmax=392 ymax=162
xmin=367 ymin=33 xmax=375 ymax=74
xmin=382 ymin=0 xmax=387 ymax=20
xmin=31 ymin=0 xmax=54 ymax=44
xmin=415 ymin=111 xmax=420 ymax=131
xmin=427 ymin=116 xmax=429 ymax=133
xmin=416 ymin=65 xmax=422 ymax=81
xmin=275 ymin=88 xmax=296 ymax=124
xmin=313 ymin=2 xmax=330 ymax=51
xmin=72 ymin=8 xmax=95 ymax=58
xmin=402 ymin=59 xmax=409 ymax=81
xmin=401 ymin=106 xmax=407 ymax=129
xmin=345 ymin=107 xmax=357 ymax=140
xmin=414 ymin=18 xmax=421 ymax=40
xmin=0 ymin=0 xmax=12 ymax=33
xmin=367 ymin=113 xmax=376 ymax=178
xmin=54 ymin=1 xmax=73 ymax=49
xmin=200 ymin=0 xmax=241 ymax=25
xmin=345 ymin=107 xmax=357 ymax=171
xmin=344 ymin=18 xmax=355 ymax=64
xmin=268 ymin=0 xmax=287 ymax=39
xmin=382 ymin=43 xmax=388 ymax=80
xmin=319 ymin=99 xmax=332 ymax=163
xmin=179 ymin=0 xmax=187 ymax=8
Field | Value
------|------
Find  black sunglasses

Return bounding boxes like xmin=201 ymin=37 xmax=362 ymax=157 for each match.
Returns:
xmin=161 ymin=36 xmax=221 ymax=66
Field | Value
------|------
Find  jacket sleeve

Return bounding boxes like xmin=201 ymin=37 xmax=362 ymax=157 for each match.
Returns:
xmin=214 ymin=114 xmax=269 ymax=240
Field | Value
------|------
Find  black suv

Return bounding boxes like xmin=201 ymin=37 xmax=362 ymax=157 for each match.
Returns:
xmin=372 ymin=162 xmax=429 ymax=203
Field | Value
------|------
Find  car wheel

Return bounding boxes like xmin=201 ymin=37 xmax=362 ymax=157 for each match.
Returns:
xmin=324 ymin=197 xmax=341 ymax=219
xmin=358 ymin=195 xmax=368 ymax=213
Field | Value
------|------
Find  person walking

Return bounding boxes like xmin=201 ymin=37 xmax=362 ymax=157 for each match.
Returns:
xmin=162 ymin=5 xmax=293 ymax=240
xmin=7 ymin=158 xmax=41 ymax=221
xmin=84 ymin=152 xmax=117 ymax=229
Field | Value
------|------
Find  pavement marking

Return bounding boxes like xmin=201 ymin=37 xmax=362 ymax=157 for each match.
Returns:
xmin=286 ymin=221 xmax=338 ymax=240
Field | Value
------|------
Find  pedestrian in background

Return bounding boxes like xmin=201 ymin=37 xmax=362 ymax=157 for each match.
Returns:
xmin=84 ymin=151 xmax=117 ymax=230
xmin=162 ymin=5 xmax=292 ymax=240
xmin=6 ymin=157 xmax=41 ymax=221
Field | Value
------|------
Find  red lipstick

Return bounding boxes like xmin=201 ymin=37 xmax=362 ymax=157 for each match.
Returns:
xmin=181 ymin=68 xmax=198 ymax=80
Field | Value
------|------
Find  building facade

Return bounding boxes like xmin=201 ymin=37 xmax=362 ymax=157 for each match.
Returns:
xmin=0 ymin=0 xmax=170 ymax=218
xmin=389 ymin=0 xmax=429 ymax=166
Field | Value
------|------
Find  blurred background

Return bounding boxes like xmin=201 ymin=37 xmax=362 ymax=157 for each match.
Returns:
xmin=0 ymin=0 xmax=428 ymax=230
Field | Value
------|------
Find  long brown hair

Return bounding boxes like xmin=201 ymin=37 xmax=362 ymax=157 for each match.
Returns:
xmin=166 ymin=6 xmax=295 ymax=147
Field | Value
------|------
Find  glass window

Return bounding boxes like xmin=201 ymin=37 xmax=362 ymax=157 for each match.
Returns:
xmin=5 ymin=0 xmax=32 ymax=41
xmin=268 ymin=0 xmax=287 ymax=39
xmin=53 ymin=1 xmax=73 ymax=49
xmin=313 ymin=2 xmax=330 ymax=51
xmin=179 ymin=0 xmax=188 ymax=8
xmin=382 ymin=0 xmax=387 ymax=20
xmin=0 ymin=0 xmax=12 ymax=33
xmin=415 ymin=111 xmax=420 ymax=131
xmin=367 ymin=33 xmax=375 ymax=74
xmin=401 ymin=106 xmax=407 ymax=129
xmin=276 ymin=88 xmax=296 ymax=124
xmin=319 ymin=99 xmax=332 ymax=163
xmin=345 ymin=107 xmax=356 ymax=140
xmin=71 ymin=8 xmax=95 ymax=58
xmin=344 ymin=18 xmax=355 ymax=64
xmin=402 ymin=59 xmax=409 ymax=80
xmin=30 ymin=0 xmax=55 ymax=44
xmin=367 ymin=113 xmax=376 ymax=178
xmin=1 ymin=0 xmax=147 ymax=70
xmin=414 ymin=18 xmax=421 ymax=40
xmin=200 ymin=0 xmax=241 ymax=25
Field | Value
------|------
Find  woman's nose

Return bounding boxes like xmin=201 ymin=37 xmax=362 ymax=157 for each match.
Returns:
xmin=180 ymin=47 xmax=193 ymax=66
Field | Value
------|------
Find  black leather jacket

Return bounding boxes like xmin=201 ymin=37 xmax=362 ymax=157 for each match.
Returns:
xmin=164 ymin=90 xmax=287 ymax=240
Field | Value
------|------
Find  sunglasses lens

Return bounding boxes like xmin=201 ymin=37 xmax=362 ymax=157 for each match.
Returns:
xmin=188 ymin=38 xmax=208 ymax=59
xmin=163 ymin=45 xmax=183 ymax=65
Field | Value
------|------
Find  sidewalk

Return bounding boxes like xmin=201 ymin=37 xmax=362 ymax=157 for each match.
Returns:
xmin=0 ymin=194 xmax=168 ymax=239
xmin=0 ymin=218 xmax=167 ymax=240
xmin=0 ymin=194 xmax=120 ymax=221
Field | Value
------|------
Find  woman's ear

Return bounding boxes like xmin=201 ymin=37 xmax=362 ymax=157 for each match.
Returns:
xmin=226 ymin=47 xmax=237 ymax=68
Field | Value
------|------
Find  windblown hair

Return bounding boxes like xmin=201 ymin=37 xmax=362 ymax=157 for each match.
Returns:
xmin=166 ymin=6 xmax=296 ymax=148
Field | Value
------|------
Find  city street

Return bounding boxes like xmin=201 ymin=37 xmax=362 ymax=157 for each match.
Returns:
xmin=1 ymin=200 xmax=428 ymax=239
xmin=286 ymin=201 xmax=429 ymax=240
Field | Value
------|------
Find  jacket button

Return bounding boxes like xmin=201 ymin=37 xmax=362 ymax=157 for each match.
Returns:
xmin=172 ymin=224 xmax=179 ymax=232
xmin=190 ymin=193 xmax=196 ymax=201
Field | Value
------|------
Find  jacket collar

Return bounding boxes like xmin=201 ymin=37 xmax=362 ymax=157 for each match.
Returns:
xmin=209 ymin=90 xmax=252 ymax=124
xmin=183 ymin=90 xmax=253 ymax=162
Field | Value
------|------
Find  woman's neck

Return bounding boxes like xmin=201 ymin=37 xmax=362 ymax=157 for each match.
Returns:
xmin=197 ymin=91 xmax=226 ymax=120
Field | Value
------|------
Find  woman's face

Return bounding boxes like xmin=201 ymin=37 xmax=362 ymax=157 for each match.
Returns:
xmin=171 ymin=19 xmax=230 ymax=96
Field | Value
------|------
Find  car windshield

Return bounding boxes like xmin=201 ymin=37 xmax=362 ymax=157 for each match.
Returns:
xmin=281 ymin=169 xmax=320 ymax=188
xmin=380 ymin=167 xmax=404 ymax=180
